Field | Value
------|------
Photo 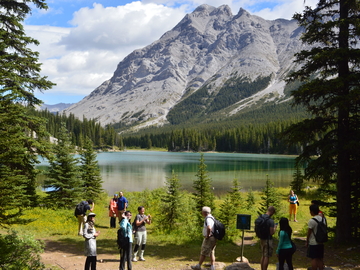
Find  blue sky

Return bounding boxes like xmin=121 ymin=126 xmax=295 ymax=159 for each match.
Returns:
xmin=26 ymin=0 xmax=317 ymax=105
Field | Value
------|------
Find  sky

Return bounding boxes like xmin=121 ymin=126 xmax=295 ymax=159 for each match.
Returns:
xmin=25 ymin=0 xmax=318 ymax=105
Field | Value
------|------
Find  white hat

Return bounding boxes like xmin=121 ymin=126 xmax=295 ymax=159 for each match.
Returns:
xmin=88 ymin=212 xmax=96 ymax=217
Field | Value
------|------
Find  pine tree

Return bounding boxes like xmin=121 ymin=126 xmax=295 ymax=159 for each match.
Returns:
xmin=0 ymin=0 xmax=54 ymax=225
xmin=245 ymin=187 xmax=255 ymax=209
xmin=160 ymin=170 xmax=183 ymax=231
xmin=284 ymin=0 xmax=360 ymax=242
xmin=44 ymin=124 xmax=82 ymax=208
xmin=257 ymin=175 xmax=280 ymax=217
xmin=290 ymin=165 xmax=304 ymax=194
xmin=80 ymin=137 xmax=103 ymax=201
xmin=193 ymin=153 xmax=215 ymax=224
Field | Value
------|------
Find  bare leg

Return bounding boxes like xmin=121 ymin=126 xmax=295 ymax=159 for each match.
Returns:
xmin=261 ymin=256 xmax=269 ymax=270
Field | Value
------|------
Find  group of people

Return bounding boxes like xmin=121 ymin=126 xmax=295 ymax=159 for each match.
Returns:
xmin=76 ymin=192 xmax=152 ymax=270
xmin=258 ymin=203 xmax=326 ymax=270
xmin=75 ymin=190 xmax=326 ymax=270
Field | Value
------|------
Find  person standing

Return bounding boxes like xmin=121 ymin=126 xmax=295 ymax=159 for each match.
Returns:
xmin=306 ymin=204 xmax=325 ymax=270
xmin=191 ymin=206 xmax=217 ymax=270
xmin=276 ymin=217 xmax=294 ymax=270
xmin=117 ymin=192 xmax=128 ymax=222
xmin=132 ymin=206 xmax=151 ymax=262
xmin=109 ymin=194 xmax=118 ymax=228
xmin=83 ymin=212 xmax=100 ymax=270
xmin=259 ymin=206 xmax=276 ymax=270
xmin=120 ymin=211 xmax=133 ymax=270
xmin=76 ymin=199 xmax=95 ymax=236
xmin=288 ymin=190 xmax=299 ymax=222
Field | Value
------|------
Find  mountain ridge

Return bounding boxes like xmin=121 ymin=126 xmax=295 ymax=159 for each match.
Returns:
xmin=65 ymin=4 xmax=305 ymax=129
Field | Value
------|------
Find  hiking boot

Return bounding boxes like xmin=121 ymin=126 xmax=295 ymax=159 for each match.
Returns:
xmin=191 ymin=264 xmax=201 ymax=270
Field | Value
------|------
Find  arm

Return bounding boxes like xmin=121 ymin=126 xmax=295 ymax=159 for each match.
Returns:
xmin=276 ymin=231 xmax=283 ymax=254
xmin=89 ymin=202 xmax=95 ymax=212
xmin=146 ymin=214 xmax=151 ymax=225
xmin=83 ymin=223 xmax=99 ymax=239
xmin=270 ymin=221 xmax=276 ymax=236
xmin=306 ymin=228 xmax=312 ymax=247
xmin=135 ymin=215 xmax=151 ymax=226
xmin=206 ymin=225 xmax=212 ymax=238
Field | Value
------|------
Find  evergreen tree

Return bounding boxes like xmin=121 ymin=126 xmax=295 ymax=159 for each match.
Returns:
xmin=192 ymin=153 xmax=215 ymax=224
xmin=80 ymin=137 xmax=103 ymax=201
xmin=257 ymin=175 xmax=280 ymax=217
xmin=44 ymin=124 xmax=82 ymax=208
xmin=160 ymin=170 xmax=183 ymax=231
xmin=284 ymin=0 xmax=360 ymax=242
xmin=0 ymin=0 xmax=54 ymax=225
xmin=245 ymin=187 xmax=255 ymax=209
xmin=290 ymin=165 xmax=304 ymax=194
xmin=218 ymin=179 xmax=242 ymax=230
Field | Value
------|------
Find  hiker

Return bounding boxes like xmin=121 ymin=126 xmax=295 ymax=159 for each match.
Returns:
xmin=306 ymin=204 xmax=326 ymax=270
xmin=132 ymin=206 xmax=151 ymax=262
xmin=75 ymin=199 xmax=95 ymax=235
xmin=83 ymin=212 xmax=100 ymax=270
xmin=109 ymin=194 xmax=118 ymax=228
xmin=117 ymin=192 xmax=129 ymax=222
xmin=288 ymin=190 xmax=299 ymax=222
xmin=259 ymin=206 xmax=276 ymax=270
xmin=276 ymin=217 xmax=294 ymax=270
xmin=191 ymin=206 xmax=216 ymax=270
xmin=120 ymin=211 xmax=133 ymax=270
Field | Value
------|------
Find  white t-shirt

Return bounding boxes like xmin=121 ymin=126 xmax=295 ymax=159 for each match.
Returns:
xmin=203 ymin=215 xmax=215 ymax=237
xmin=308 ymin=215 xmax=326 ymax=245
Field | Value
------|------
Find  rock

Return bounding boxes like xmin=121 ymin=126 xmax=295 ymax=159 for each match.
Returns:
xmin=235 ymin=256 xmax=249 ymax=263
xmin=343 ymin=264 xmax=354 ymax=268
xmin=225 ymin=262 xmax=255 ymax=270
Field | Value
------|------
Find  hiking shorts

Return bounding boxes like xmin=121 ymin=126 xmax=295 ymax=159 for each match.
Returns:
xmin=307 ymin=244 xmax=324 ymax=259
xmin=200 ymin=236 xmax=216 ymax=257
xmin=289 ymin=203 xmax=298 ymax=214
xmin=260 ymin=239 xmax=273 ymax=257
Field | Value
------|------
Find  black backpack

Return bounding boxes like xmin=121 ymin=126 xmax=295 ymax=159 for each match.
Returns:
xmin=254 ymin=215 xmax=270 ymax=239
xmin=74 ymin=201 xmax=87 ymax=217
xmin=312 ymin=217 xmax=328 ymax=243
xmin=206 ymin=216 xmax=226 ymax=240
xmin=117 ymin=227 xmax=129 ymax=250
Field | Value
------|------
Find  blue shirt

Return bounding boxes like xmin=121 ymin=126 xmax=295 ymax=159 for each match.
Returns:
xmin=276 ymin=230 xmax=292 ymax=254
xmin=120 ymin=218 xmax=133 ymax=243
xmin=117 ymin=196 xmax=128 ymax=211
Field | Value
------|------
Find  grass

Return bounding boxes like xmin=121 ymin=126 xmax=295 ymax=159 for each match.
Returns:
xmin=3 ymin=188 xmax=360 ymax=270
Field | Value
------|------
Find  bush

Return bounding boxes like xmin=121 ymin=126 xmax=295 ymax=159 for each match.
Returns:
xmin=0 ymin=230 xmax=44 ymax=270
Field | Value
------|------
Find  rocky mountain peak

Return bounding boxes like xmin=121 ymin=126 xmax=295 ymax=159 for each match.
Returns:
xmin=65 ymin=5 xmax=305 ymax=129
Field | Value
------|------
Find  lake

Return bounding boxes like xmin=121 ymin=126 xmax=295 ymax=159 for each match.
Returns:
xmin=37 ymin=151 xmax=298 ymax=195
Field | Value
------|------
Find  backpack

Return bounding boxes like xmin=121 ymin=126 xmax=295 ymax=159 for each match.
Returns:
xmin=74 ymin=201 xmax=87 ymax=217
xmin=117 ymin=227 xmax=129 ymax=249
xmin=206 ymin=216 xmax=226 ymax=240
xmin=312 ymin=217 xmax=328 ymax=243
xmin=254 ymin=215 xmax=270 ymax=239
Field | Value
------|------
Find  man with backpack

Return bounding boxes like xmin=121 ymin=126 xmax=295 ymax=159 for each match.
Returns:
xmin=191 ymin=206 xmax=218 ymax=270
xmin=75 ymin=199 xmax=94 ymax=236
xmin=306 ymin=204 xmax=327 ymax=270
xmin=255 ymin=206 xmax=276 ymax=270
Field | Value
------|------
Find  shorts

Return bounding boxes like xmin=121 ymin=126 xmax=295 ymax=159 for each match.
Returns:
xmin=289 ymin=203 xmax=297 ymax=214
xmin=260 ymin=239 xmax=273 ymax=257
xmin=200 ymin=237 xmax=216 ymax=257
xmin=307 ymin=244 xmax=324 ymax=259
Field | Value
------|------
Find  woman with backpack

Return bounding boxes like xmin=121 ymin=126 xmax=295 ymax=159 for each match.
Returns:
xmin=276 ymin=217 xmax=294 ymax=270
xmin=83 ymin=213 xmax=100 ymax=270
xmin=288 ymin=190 xmax=299 ymax=222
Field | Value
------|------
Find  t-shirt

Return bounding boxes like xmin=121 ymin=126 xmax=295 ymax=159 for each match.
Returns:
xmin=308 ymin=215 xmax=325 ymax=245
xmin=117 ymin=196 xmax=128 ymax=211
xmin=135 ymin=214 xmax=148 ymax=232
xmin=203 ymin=215 xmax=215 ymax=237
xmin=261 ymin=214 xmax=275 ymax=240
xmin=276 ymin=230 xmax=292 ymax=254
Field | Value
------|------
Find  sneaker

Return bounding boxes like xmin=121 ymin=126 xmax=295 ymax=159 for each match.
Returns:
xmin=139 ymin=257 xmax=145 ymax=261
xmin=191 ymin=265 xmax=201 ymax=270
xmin=132 ymin=258 xmax=138 ymax=262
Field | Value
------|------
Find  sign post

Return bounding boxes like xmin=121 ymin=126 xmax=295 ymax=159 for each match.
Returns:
xmin=236 ymin=214 xmax=251 ymax=262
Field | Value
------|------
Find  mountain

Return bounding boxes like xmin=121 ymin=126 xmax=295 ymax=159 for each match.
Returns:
xmin=39 ymin=103 xmax=74 ymax=113
xmin=65 ymin=4 xmax=306 ymax=129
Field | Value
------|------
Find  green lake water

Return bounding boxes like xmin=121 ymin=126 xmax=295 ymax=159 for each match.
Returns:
xmin=38 ymin=151 xmax=298 ymax=195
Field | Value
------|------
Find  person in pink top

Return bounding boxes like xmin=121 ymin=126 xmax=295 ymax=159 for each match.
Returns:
xmin=109 ymin=194 xmax=119 ymax=228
